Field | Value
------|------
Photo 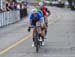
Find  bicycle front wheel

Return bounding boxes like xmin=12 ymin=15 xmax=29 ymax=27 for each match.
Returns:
xmin=35 ymin=32 xmax=40 ymax=53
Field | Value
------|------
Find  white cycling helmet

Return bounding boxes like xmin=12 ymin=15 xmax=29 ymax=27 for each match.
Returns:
xmin=39 ymin=2 xmax=44 ymax=7
xmin=31 ymin=8 xmax=37 ymax=14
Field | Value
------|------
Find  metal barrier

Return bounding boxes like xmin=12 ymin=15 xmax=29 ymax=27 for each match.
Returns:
xmin=0 ymin=13 xmax=3 ymax=27
xmin=0 ymin=10 xmax=20 ymax=27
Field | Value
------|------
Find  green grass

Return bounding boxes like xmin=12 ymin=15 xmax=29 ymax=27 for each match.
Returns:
xmin=36 ymin=0 xmax=41 ymax=3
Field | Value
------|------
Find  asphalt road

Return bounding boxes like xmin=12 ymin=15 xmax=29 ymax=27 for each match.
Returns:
xmin=0 ymin=6 xmax=75 ymax=57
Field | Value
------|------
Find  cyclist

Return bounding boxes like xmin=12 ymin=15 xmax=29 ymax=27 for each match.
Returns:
xmin=39 ymin=2 xmax=51 ymax=26
xmin=28 ymin=8 xmax=45 ymax=47
xmin=38 ymin=9 xmax=47 ymax=44
xmin=39 ymin=2 xmax=51 ymax=35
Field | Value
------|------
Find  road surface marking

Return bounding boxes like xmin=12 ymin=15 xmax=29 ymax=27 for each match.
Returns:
xmin=0 ymin=34 xmax=32 ymax=55
xmin=0 ymin=17 xmax=62 ymax=55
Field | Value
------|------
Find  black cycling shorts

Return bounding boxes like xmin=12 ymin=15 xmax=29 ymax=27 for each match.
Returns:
xmin=31 ymin=19 xmax=39 ymax=26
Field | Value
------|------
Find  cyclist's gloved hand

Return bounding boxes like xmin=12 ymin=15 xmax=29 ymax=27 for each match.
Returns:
xmin=27 ymin=27 xmax=31 ymax=32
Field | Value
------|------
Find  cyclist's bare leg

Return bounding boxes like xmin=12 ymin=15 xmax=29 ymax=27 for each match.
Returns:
xmin=33 ymin=28 xmax=35 ymax=42
xmin=44 ymin=16 xmax=48 ymax=35
xmin=45 ymin=16 xmax=48 ymax=27
xmin=41 ymin=29 xmax=45 ymax=41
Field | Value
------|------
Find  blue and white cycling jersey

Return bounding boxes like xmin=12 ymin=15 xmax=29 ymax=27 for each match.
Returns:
xmin=29 ymin=11 xmax=44 ymax=24
xmin=38 ymin=10 xmax=44 ymax=17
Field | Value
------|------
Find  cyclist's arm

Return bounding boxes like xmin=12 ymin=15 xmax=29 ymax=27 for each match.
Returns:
xmin=38 ymin=11 xmax=43 ymax=17
xmin=28 ymin=14 xmax=33 ymax=27
xmin=38 ymin=13 xmax=45 ymax=24
xmin=46 ymin=8 xmax=51 ymax=15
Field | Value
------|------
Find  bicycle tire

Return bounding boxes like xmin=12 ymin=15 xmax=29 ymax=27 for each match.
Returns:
xmin=35 ymin=32 xmax=40 ymax=53
xmin=36 ymin=43 xmax=39 ymax=53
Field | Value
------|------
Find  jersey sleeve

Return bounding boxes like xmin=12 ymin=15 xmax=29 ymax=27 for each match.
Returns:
xmin=38 ymin=12 xmax=44 ymax=22
xmin=29 ymin=13 xmax=33 ymax=24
